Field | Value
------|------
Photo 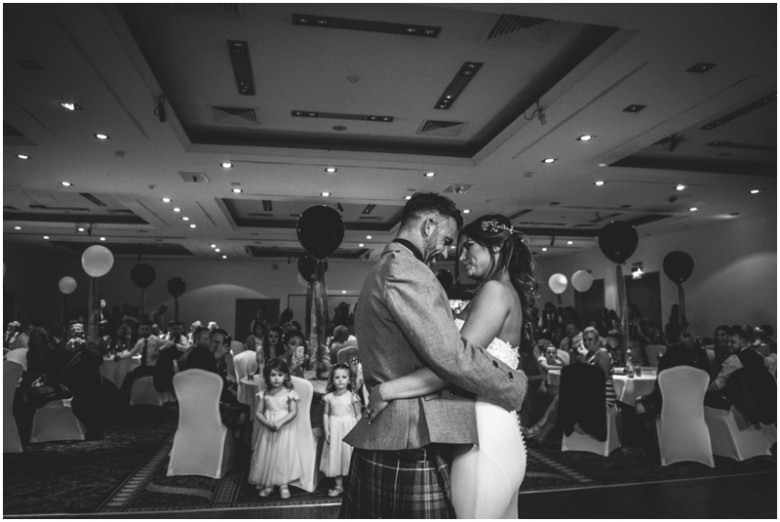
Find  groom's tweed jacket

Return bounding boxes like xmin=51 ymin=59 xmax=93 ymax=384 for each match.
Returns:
xmin=344 ymin=242 xmax=527 ymax=450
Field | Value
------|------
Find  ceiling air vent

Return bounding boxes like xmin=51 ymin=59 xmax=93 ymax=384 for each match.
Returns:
xmin=79 ymin=193 xmax=107 ymax=207
xmin=483 ymin=15 xmax=557 ymax=47
xmin=168 ymin=4 xmax=245 ymax=19
xmin=212 ymin=106 xmax=257 ymax=124
xmin=417 ymin=120 xmax=467 ymax=137
xmin=178 ymin=171 xmax=211 ymax=183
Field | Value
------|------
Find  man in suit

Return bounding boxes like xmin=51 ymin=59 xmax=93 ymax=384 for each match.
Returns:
xmin=340 ymin=192 xmax=527 ymax=518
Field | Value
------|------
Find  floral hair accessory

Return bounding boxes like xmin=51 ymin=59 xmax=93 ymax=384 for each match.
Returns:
xmin=481 ymin=219 xmax=515 ymax=235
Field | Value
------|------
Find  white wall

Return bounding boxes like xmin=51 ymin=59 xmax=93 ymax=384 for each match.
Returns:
xmin=535 ymin=214 xmax=777 ymax=337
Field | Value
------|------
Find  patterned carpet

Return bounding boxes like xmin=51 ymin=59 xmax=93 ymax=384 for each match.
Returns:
xmin=4 ymin=405 xmax=776 ymax=516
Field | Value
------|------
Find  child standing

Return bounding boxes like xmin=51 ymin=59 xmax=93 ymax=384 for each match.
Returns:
xmin=248 ymin=358 xmax=303 ymax=499
xmin=319 ymin=363 xmax=362 ymax=497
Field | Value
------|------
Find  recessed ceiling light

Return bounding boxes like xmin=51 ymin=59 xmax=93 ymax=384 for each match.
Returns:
xmin=598 ymin=163 xmax=607 ymax=167
xmin=366 ymin=235 xmax=372 ymax=239
xmin=689 ymin=207 xmax=699 ymax=212
xmin=359 ymin=243 xmax=365 ymax=248
xmin=594 ymin=180 xmax=605 ymax=186
xmin=567 ymin=240 xmax=574 ymax=245
xmin=676 ymin=184 xmax=686 ymax=191
xmin=463 ymin=209 xmax=471 ymax=214
xmin=162 ymin=197 xmax=171 ymax=203
xmin=17 ymin=154 xmax=29 ymax=160
xmin=750 ymin=189 xmax=760 ymax=194
xmin=542 ymin=247 xmax=548 ymax=252
xmin=190 ymin=223 xmax=197 ymax=229
xmin=325 ymin=167 xmax=338 ymax=173
xmin=341 ymin=290 xmax=347 ymax=294
xmin=182 ymin=216 xmax=190 ymax=221
xmin=404 ymin=195 xmax=412 ymax=200
xmin=321 ymin=191 xmax=331 ymax=197
xmin=61 ymin=181 xmax=73 ymax=187
xmin=99 ymin=237 xmax=106 ymax=241
xmin=232 ymin=187 xmax=243 ymax=194
xmin=542 ymin=158 xmax=556 ymax=164
xmin=94 ymin=133 xmax=110 ymax=140
xmin=14 ymin=226 xmax=21 ymax=231
xmin=173 ymin=207 xmax=181 ymax=212
xmin=424 ymin=171 xmax=436 ymax=178
xmin=623 ymin=104 xmax=646 ymax=113
xmin=59 ymin=102 xmax=81 ymax=111
xmin=43 ymin=235 xmax=50 ymax=240
xmin=221 ymin=161 xmax=233 ymax=169
xmin=77 ymin=227 xmax=85 ymax=232
xmin=210 ymin=244 xmax=217 ymax=249
xmin=215 ymin=248 xmax=221 ymax=253
xmin=577 ymin=134 xmax=594 ymax=141
xmin=222 ymin=255 xmax=227 ymax=259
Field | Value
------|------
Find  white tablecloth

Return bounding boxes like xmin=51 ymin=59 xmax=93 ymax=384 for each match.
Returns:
xmin=611 ymin=371 xmax=657 ymax=406
xmin=100 ymin=356 xmax=141 ymax=388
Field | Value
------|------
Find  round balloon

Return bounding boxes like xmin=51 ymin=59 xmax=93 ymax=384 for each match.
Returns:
xmin=571 ymin=270 xmax=594 ymax=293
xmin=549 ymin=273 xmax=568 ymax=294
xmin=81 ymin=245 xmax=114 ymax=278
xmin=598 ymin=221 xmax=638 ymax=264
xmin=298 ymin=252 xmax=328 ymax=283
xmin=663 ymin=251 xmax=694 ymax=284
xmin=296 ymin=205 xmax=345 ymax=259
xmin=167 ymin=277 xmax=186 ymax=297
xmin=130 ymin=263 xmax=156 ymax=289
xmin=58 ymin=276 xmax=78 ymax=295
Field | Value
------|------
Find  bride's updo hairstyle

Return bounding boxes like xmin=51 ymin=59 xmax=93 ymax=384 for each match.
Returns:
xmin=460 ymin=214 xmax=538 ymax=345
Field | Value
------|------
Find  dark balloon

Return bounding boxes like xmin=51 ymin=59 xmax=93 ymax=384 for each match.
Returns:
xmin=130 ymin=263 xmax=156 ymax=289
xmin=436 ymin=269 xmax=453 ymax=290
xmin=296 ymin=205 xmax=345 ymax=259
xmin=663 ymin=251 xmax=694 ymax=284
xmin=167 ymin=277 xmax=186 ymax=297
xmin=598 ymin=221 xmax=639 ymax=264
xmin=298 ymin=253 xmax=328 ymax=284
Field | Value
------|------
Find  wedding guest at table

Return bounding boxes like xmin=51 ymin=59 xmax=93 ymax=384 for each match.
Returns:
xmin=712 ymin=324 xmax=733 ymax=367
xmin=264 ymin=325 xmax=285 ymax=361
xmin=523 ymin=339 xmax=568 ymax=442
xmin=605 ymin=329 xmax=626 ymax=366
xmin=581 ymin=326 xmax=617 ymax=406
xmin=5 ymin=321 xmax=23 ymax=349
xmin=245 ymin=321 xmax=266 ymax=353
xmin=279 ymin=329 xmax=307 ymax=377
xmin=538 ymin=302 xmax=559 ymax=340
xmin=118 ymin=322 xmax=167 ymax=400
xmin=327 ymin=325 xmax=356 ymax=363
xmin=187 ymin=320 xmax=202 ymax=345
xmin=559 ymin=320 xmax=584 ymax=360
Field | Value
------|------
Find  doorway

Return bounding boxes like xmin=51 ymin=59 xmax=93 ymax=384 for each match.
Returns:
xmin=574 ymin=278 xmax=605 ymax=327
xmin=234 ymin=299 xmax=280 ymax=344
xmin=624 ymin=271 xmax=662 ymax=328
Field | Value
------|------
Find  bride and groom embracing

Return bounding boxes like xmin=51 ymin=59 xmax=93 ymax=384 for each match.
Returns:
xmin=339 ymin=192 xmax=537 ymax=519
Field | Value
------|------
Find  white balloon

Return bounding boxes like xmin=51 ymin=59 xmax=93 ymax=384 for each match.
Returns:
xmin=571 ymin=270 xmax=594 ymax=293
xmin=81 ymin=245 xmax=114 ymax=278
xmin=58 ymin=276 xmax=78 ymax=295
xmin=548 ymin=273 xmax=568 ymax=295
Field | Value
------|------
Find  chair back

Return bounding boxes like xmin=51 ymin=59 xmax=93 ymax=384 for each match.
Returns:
xmin=168 ymin=369 xmax=234 ymax=478
xmin=233 ymin=350 xmax=258 ymax=405
xmin=337 ymin=345 xmax=359 ymax=365
xmin=4 ymin=361 xmax=23 ymax=452
xmin=656 ymin=365 xmax=713 ymax=467
xmin=5 ymin=348 xmax=28 ymax=371
xmin=559 ymin=363 xmax=607 ymax=440
xmin=289 ymin=376 xmax=319 ymax=492
xmin=644 ymin=344 xmax=667 ymax=367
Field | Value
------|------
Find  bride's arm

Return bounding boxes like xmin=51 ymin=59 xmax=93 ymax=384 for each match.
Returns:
xmin=367 ymin=282 xmax=512 ymax=420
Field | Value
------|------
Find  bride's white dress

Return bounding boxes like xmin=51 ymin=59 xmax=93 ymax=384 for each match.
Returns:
xmin=451 ymin=319 xmax=527 ymax=519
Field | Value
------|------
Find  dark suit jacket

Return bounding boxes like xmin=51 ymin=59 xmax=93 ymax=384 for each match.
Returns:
xmin=344 ymin=242 xmax=527 ymax=451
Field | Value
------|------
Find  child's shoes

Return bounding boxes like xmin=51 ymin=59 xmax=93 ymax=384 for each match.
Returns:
xmin=280 ymin=486 xmax=291 ymax=499
xmin=258 ymin=487 xmax=273 ymax=498
xmin=328 ymin=486 xmax=344 ymax=497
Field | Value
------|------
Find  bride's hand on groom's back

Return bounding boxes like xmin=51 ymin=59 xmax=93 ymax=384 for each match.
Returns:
xmin=365 ymin=385 xmax=390 ymax=423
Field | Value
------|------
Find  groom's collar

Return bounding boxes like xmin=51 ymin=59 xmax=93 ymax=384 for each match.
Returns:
xmin=391 ymin=238 xmax=424 ymax=263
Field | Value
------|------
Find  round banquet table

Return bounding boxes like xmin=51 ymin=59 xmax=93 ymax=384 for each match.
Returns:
xmin=100 ymin=355 xmax=141 ymax=388
xmin=611 ymin=369 xmax=657 ymax=406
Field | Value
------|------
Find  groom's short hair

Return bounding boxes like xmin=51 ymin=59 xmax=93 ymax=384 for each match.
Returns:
xmin=401 ymin=192 xmax=462 ymax=229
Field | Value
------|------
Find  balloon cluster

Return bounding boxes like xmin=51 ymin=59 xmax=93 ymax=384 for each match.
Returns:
xmin=296 ymin=205 xmax=344 ymax=281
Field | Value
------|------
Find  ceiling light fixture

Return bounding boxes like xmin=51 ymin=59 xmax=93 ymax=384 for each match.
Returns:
xmin=61 ymin=181 xmax=73 ymax=187
xmin=623 ymin=104 xmax=647 ymax=113
xmin=173 ymin=207 xmax=181 ymax=213
xmin=162 ymin=197 xmax=171 ymax=203
xmin=366 ymin=235 xmax=372 ymax=240
xmin=43 ymin=235 xmax=50 ymax=240
xmin=321 ymin=191 xmax=331 ymax=197
xmin=190 ymin=223 xmax=197 ymax=229
xmin=750 ymin=189 xmax=760 ymax=194
xmin=567 ymin=240 xmax=574 ymax=245
xmin=222 ymin=255 xmax=227 ymax=259
xmin=359 ymin=243 xmax=365 ymax=248
xmin=676 ymin=184 xmax=686 ymax=191
xmin=542 ymin=247 xmax=548 ymax=252
xmin=77 ymin=227 xmax=85 ymax=232
xmin=542 ymin=158 xmax=556 ymax=164
xmin=577 ymin=134 xmax=594 ymax=141
xmin=100 ymin=237 xmax=106 ymax=241
xmin=215 ymin=248 xmax=221 ymax=253
xmin=435 ymin=61 xmax=483 ymax=110
xmin=404 ymin=195 xmax=412 ymax=200
xmin=182 ymin=216 xmax=190 ymax=221
xmin=325 ymin=167 xmax=337 ymax=173
xmin=14 ymin=226 xmax=21 ymax=231
xmin=424 ymin=171 xmax=436 ymax=178
xmin=594 ymin=180 xmax=605 ymax=186
xmin=221 ymin=161 xmax=233 ymax=169
xmin=232 ymin=187 xmax=243 ymax=194
xmin=463 ymin=209 xmax=471 ymax=214
xmin=17 ymin=154 xmax=29 ymax=160
xmin=94 ymin=133 xmax=110 ymax=140
xmin=227 ymin=40 xmax=255 ymax=96
xmin=598 ymin=163 xmax=607 ymax=167
xmin=59 ymin=102 xmax=81 ymax=111
xmin=689 ymin=207 xmax=699 ymax=212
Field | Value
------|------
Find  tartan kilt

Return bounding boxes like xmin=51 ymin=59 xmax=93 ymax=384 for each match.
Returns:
xmin=339 ymin=446 xmax=454 ymax=519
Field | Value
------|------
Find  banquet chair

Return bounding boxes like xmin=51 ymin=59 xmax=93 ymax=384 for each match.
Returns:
xmin=129 ymin=375 xmax=175 ymax=406
xmin=233 ymin=350 xmax=258 ymax=406
xmin=561 ymin=405 xmax=620 ymax=457
xmin=29 ymin=398 xmax=86 ymax=443
xmin=705 ymin=406 xmax=772 ymax=461
xmin=168 ymin=369 xmax=234 ymax=479
xmin=289 ymin=376 xmax=321 ymax=492
xmin=4 ymin=360 xmax=24 ymax=452
xmin=5 ymin=347 xmax=28 ymax=370
xmin=644 ymin=344 xmax=667 ymax=367
xmin=655 ymin=366 xmax=713 ymax=467
xmin=336 ymin=346 xmax=359 ymax=365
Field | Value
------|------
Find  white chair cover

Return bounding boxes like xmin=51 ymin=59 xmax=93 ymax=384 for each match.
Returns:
xmin=655 ymin=366 xmax=714 ymax=467
xmin=289 ymin=376 xmax=320 ymax=492
xmin=4 ymin=360 xmax=24 ymax=452
xmin=561 ymin=404 xmax=620 ymax=457
xmin=129 ymin=375 xmax=175 ymax=406
xmin=29 ymin=398 xmax=86 ymax=443
xmin=168 ymin=369 xmax=234 ymax=479
xmin=705 ymin=406 xmax=772 ymax=461
xmin=5 ymin=348 xmax=28 ymax=371
xmin=233 ymin=350 xmax=258 ymax=406
xmin=336 ymin=346 xmax=359 ymax=365
xmin=644 ymin=344 xmax=667 ymax=367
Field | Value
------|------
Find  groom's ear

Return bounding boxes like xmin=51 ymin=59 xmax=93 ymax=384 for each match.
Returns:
xmin=420 ymin=217 xmax=435 ymax=239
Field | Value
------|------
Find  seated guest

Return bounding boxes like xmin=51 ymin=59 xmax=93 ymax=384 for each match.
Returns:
xmin=559 ymin=320 xmax=584 ymax=361
xmin=580 ymin=326 xmax=617 ymax=407
xmin=712 ymin=324 xmax=733 ymax=368
xmin=245 ymin=321 xmax=266 ymax=353
xmin=152 ymin=323 xmax=194 ymax=393
xmin=264 ymin=325 xmax=285 ymax=362
xmin=605 ymin=329 xmax=626 ymax=366
xmin=708 ymin=326 xmax=750 ymax=393
xmin=118 ymin=322 xmax=167 ymax=400
xmin=13 ymin=327 xmax=61 ymax=442
xmin=327 ymin=325 xmax=356 ymax=363
xmin=523 ymin=339 xmax=570 ymax=442
xmin=279 ymin=329 xmax=307 ymax=377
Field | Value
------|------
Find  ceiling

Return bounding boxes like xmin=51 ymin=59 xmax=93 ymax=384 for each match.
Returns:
xmin=3 ymin=4 xmax=776 ymax=262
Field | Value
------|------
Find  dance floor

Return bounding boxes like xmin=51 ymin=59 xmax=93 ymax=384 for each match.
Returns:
xmin=4 ymin=404 xmax=776 ymax=518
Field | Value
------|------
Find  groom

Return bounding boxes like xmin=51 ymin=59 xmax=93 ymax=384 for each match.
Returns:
xmin=340 ymin=192 xmax=527 ymax=518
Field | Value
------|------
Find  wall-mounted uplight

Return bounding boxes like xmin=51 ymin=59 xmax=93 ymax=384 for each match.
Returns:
xmin=750 ymin=189 xmax=760 ymax=194
xmin=542 ymin=158 xmax=557 ymax=164
xmin=676 ymin=184 xmax=686 ymax=191
xmin=321 ymin=191 xmax=331 ymax=197
xmin=94 ymin=133 xmax=110 ymax=140
xmin=59 ymin=102 xmax=81 ymax=111
xmin=17 ymin=154 xmax=29 ymax=160
xmin=221 ymin=161 xmax=233 ymax=169
xmin=61 ymin=181 xmax=73 ymax=187
xmin=594 ymin=180 xmax=605 ymax=186
xmin=325 ymin=167 xmax=338 ymax=173
xmin=577 ymin=134 xmax=594 ymax=142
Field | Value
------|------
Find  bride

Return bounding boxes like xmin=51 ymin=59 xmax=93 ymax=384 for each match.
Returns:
xmin=366 ymin=214 xmax=537 ymax=518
